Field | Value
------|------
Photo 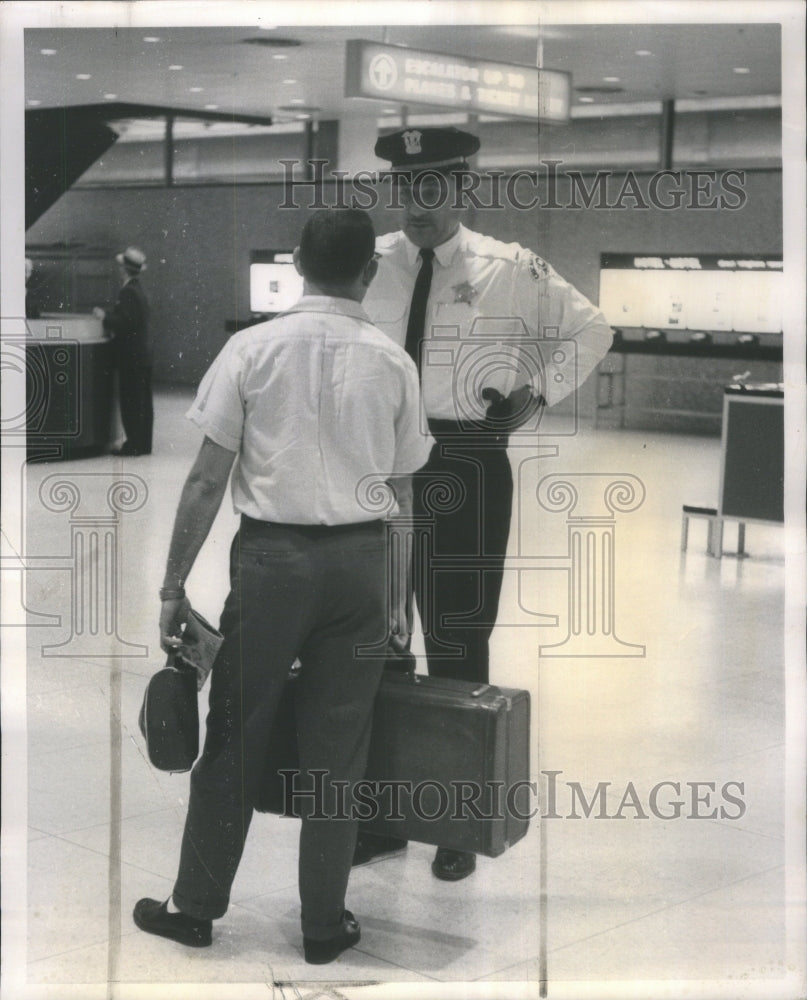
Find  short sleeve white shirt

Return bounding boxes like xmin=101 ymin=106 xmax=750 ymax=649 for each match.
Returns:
xmin=362 ymin=224 xmax=613 ymax=420
xmin=186 ymin=295 xmax=434 ymax=524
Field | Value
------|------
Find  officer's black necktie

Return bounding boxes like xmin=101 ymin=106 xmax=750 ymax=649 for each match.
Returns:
xmin=404 ymin=248 xmax=435 ymax=376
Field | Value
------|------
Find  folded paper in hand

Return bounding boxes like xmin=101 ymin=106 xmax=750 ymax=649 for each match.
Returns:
xmin=176 ymin=608 xmax=223 ymax=691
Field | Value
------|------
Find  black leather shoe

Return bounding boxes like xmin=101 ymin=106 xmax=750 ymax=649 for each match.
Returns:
xmin=431 ymin=847 xmax=476 ymax=881
xmin=351 ymin=831 xmax=408 ymax=867
xmin=303 ymin=910 xmax=361 ymax=964
xmin=133 ymin=898 xmax=212 ymax=947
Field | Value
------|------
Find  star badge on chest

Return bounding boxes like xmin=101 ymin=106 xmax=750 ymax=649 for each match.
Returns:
xmin=452 ymin=281 xmax=478 ymax=305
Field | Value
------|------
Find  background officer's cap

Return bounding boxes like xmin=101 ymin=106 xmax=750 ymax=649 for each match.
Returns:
xmin=375 ymin=126 xmax=480 ymax=175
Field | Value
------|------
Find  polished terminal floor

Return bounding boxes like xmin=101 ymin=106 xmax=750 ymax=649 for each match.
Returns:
xmin=10 ymin=387 xmax=800 ymax=998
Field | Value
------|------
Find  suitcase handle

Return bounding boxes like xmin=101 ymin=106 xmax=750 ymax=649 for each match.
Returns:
xmin=402 ymin=673 xmax=495 ymax=699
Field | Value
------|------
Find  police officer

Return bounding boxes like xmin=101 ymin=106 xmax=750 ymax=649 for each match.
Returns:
xmin=356 ymin=126 xmax=613 ymax=881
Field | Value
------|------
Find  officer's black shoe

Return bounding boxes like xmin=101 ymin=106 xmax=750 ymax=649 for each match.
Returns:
xmin=133 ymin=898 xmax=212 ymax=947
xmin=303 ymin=910 xmax=361 ymax=964
xmin=351 ymin=831 xmax=408 ymax=867
xmin=431 ymin=847 xmax=476 ymax=881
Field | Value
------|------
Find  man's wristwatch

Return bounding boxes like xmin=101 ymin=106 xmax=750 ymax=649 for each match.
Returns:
xmin=159 ymin=586 xmax=186 ymax=601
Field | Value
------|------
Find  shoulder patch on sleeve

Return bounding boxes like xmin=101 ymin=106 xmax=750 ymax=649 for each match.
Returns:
xmin=528 ymin=253 xmax=550 ymax=281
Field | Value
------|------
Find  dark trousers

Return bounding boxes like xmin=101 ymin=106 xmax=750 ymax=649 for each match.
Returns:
xmin=172 ymin=517 xmax=387 ymax=939
xmin=413 ymin=426 xmax=513 ymax=685
xmin=118 ymin=363 xmax=153 ymax=453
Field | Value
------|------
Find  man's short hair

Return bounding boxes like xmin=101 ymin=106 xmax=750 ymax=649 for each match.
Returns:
xmin=299 ymin=208 xmax=375 ymax=285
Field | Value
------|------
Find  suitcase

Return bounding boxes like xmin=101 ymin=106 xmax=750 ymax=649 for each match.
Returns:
xmin=256 ymin=665 xmax=531 ymax=859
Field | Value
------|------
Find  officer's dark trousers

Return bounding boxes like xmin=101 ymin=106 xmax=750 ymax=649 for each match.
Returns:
xmin=413 ymin=423 xmax=513 ymax=686
xmin=118 ymin=363 xmax=153 ymax=453
xmin=172 ymin=516 xmax=387 ymax=940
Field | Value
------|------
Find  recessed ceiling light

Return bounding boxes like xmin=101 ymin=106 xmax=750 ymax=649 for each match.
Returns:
xmin=205 ymin=103 xmax=219 ymax=110
xmin=28 ymin=99 xmax=42 ymax=106
xmin=76 ymin=73 xmax=92 ymax=80
xmin=169 ymin=64 xmax=183 ymax=71
xmin=103 ymin=93 xmax=118 ymax=100
xmin=40 ymin=48 xmax=57 ymax=56
xmin=258 ymin=24 xmax=278 ymax=30
xmin=189 ymin=86 xmax=204 ymax=93
xmin=733 ymin=67 xmax=751 ymax=74
xmin=635 ymin=50 xmax=653 ymax=56
xmin=603 ymin=76 xmax=620 ymax=83
xmin=143 ymin=36 xmax=161 ymax=43
xmin=272 ymin=54 xmax=288 ymax=60
xmin=579 ymin=96 xmax=595 ymax=103
xmin=382 ymin=108 xmax=397 ymax=114
xmin=283 ymin=78 xmax=298 ymax=85
xmin=289 ymin=98 xmax=304 ymax=104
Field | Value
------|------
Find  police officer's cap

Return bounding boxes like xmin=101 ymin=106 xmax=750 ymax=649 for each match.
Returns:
xmin=375 ymin=126 xmax=480 ymax=174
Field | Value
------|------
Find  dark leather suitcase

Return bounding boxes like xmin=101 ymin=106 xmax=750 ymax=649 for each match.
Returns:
xmin=256 ymin=666 xmax=531 ymax=858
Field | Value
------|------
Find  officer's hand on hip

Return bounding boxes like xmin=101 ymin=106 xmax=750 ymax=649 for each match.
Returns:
xmin=482 ymin=384 xmax=544 ymax=430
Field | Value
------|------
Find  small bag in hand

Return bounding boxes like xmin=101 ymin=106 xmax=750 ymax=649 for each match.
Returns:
xmin=138 ymin=608 xmax=223 ymax=772
xmin=138 ymin=651 xmax=200 ymax=773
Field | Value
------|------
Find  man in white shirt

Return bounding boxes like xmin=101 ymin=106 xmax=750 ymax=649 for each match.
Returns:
xmin=133 ymin=208 xmax=432 ymax=964
xmin=358 ymin=126 xmax=613 ymax=881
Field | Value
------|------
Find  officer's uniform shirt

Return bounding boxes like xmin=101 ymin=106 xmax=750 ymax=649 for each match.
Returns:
xmin=363 ymin=224 xmax=613 ymax=423
xmin=186 ymin=295 xmax=433 ymax=525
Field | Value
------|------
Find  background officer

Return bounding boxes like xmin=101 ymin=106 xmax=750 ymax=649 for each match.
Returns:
xmin=94 ymin=245 xmax=153 ymax=456
xmin=358 ymin=126 xmax=613 ymax=882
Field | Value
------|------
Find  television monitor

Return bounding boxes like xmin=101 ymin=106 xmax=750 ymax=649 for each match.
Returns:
xmin=249 ymin=251 xmax=303 ymax=314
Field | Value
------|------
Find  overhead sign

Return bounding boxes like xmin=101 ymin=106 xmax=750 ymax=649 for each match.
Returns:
xmin=345 ymin=39 xmax=571 ymax=123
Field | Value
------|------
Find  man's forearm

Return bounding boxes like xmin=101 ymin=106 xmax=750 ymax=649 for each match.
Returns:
xmin=162 ymin=468 xmax=230 ymax=589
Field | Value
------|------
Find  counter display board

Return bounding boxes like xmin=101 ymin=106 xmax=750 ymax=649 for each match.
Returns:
xmin=599 ymin=254 xmax=783 ymax=335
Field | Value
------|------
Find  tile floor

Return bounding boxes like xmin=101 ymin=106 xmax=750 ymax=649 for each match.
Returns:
xmin=4 ymin=387 xmax=804 ymax=999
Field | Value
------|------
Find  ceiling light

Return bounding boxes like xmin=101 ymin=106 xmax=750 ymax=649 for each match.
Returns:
xmin=382 ymin=108 xmax=397 ymax=114
xmin=295 ymin=113 xmax=310 ymax=120
xmin=40 ymin=48 xmax=57 ymax=56
xmin=143 ymin=36 xmax=161 ymax=43
xmin=169 ymin=64 xmax=183 ymax=71
xmin=104 ymin=93 xmax=118 ymax=100
xmin=205 ymin=103 xmax=219 ymax=110
xmin=189 ymin=86 xmax=203 ymax=93
xmin=289 ymin=98 xmax=304 ymax=104
xmin=272 ymin=54 xmax=288 ymax=60
xmin=76 ymin=73 xmax=92 ymax=80
xmin=579 ymin=96 xmax=595 ymax=103
xmin=28 ymin=99 xmax=41 ymax=106
xmin=283 ymin=79 xmax=298 ymax=84
xmin=733 ymin=67 xmax=751 ymax=74
xmin=603 ymin=76 xmax=620 ymax=83
xmin=635 ymin=49 xmax=653 ymax=56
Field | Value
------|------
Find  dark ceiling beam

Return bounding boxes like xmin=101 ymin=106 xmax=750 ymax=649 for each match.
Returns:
xmin=35 ymin=102 xmax=275 ymax=127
